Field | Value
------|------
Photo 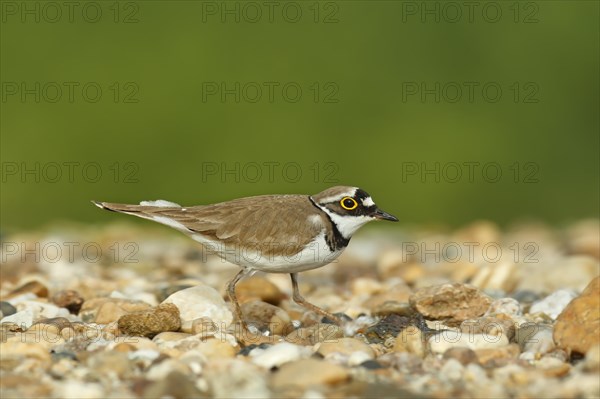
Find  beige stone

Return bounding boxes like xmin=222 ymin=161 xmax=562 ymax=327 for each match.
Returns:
xmin=271 ymin=358 xmax=349 ymax=388
xmin=554 ymin=276 xmax=600 ymax=355
xmin=393 ymin=326 xmax=426 ymax=358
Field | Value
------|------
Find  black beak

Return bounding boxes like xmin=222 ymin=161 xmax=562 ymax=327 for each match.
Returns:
xmin=373 ymin=208 xmax=399 ymax=222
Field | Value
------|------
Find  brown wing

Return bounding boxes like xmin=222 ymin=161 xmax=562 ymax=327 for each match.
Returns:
xmin=93 ymin=195 xmax=325 ymax=256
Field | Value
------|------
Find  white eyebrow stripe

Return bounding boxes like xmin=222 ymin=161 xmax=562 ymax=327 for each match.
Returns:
xmin=362 ymin=197 xmax=375 ymax=207
xmin=318 ymin=188 xmax=358 ymax=204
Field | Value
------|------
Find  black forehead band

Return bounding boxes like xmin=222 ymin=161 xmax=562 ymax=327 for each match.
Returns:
xmin=354 ymin=189 xmax=370 ymax=200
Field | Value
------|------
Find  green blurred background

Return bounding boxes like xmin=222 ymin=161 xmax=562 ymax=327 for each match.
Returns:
xmin=1 ymin=1 xmax=598 ymax=232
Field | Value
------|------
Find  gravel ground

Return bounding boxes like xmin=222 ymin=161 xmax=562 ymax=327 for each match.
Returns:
xmin=1 ymin=220 xmax=599 ymax=398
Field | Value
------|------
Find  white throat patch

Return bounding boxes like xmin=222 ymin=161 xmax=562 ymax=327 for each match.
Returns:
xmin=318 ymin=206 xmax=374 ymax=239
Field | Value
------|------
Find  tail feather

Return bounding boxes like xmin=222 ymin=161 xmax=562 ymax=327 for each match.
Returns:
xmin=92 ymin=200 xmax=146 ymax=213
xmin=92 ymin=200 xmax=189 ymax=231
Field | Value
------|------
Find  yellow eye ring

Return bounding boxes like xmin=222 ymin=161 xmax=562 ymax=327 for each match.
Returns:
xmin=340 ymin=197 xmax=358 ymax=210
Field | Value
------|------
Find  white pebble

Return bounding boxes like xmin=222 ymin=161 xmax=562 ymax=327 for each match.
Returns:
xmin=429 ymin=331 xmax=509 ymax=353
xmin=162 ymin=284 xmax=233 ymax=332
xmin=251 ymin=342 xmax=309 ymax=369
xmin=529 ymin=289 xmax=577 ymax=319
xmin=1 ymin=309 xmax=34 ymax=329
xmin=348 ymin=351 xmax=373 ymax=366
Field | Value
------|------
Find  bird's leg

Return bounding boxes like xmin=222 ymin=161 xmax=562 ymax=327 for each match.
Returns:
xmin=290 ymin=273 xmax=343 ymax=325
xmin=226 ymin=268 xmax=252 ymax=333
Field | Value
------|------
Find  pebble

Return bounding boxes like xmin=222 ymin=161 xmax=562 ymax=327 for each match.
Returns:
xmin=361 ymin=283 xmax=412 ymax=310
xmin=516 ymin=323 xmax=555 ymax=355
xmin=142 ymin=370 xmax=203 ymax=399
xmin=80 ymin=297 xmax=152 ymax=324
xmin=18 ymin=300 xmax=70 ymax=320
xmin=190 ymin=316 xmax=221 ymax=337
xmin=286 ymin=323 xmax=344 ymax=346
xmin=529 ymin=289 xmax=577 ymax=319
xmin=511 ymin=290 xmax=541 ymax=305
xmin=162 ymin=284 xmax=233 ymax=333
xmin=442 ymin=347 xmax=479 ymax=365
xmin=172 ymin=336 xmax=238 ymax=359
xmin=58 ymin=380 xmax=106 ymax=399
xmin=582 ymin=344 xmax=600 ymax=372
xmin=86 ymin=350 xmax=133 ymax=379
xmin=271 ymin=358 xmax=349 ymax=388
xmin=240 ymin=300 xmax=293 ymax=336
xmin=51 ymin=290 xmax=85 ymax=314
xmin=475 ymin=343 xmax=521 ymax=367
xmin=470 ymin=261 xmax=518 ymax=292
xmin=553 ymin=276 xmax=600 ymax=355
xmin=317 ymin=337 xmax=375 ymax=362
xmin=5 ymin=281 xmax=49 ymax=299
xmin=370 ymin=301 xmax=413 ymax=317
xmin=486 ymin=297 xmax=523 ymax=317
xmin=235 ymin=276 xmax=285 ymax=305
xmin=517 ymin=256 xmax=599 ymax=293
xmin=1 ymin=309 xmax=34 ymax=329
xmin=376 ymin=249 xmax=407 ymax=278
xmin=0 ymin=341 xmax=52 ymax=362
xmin=409 ymin=283 xmax=492 ymax=324
xmin=146 ymin=358 xmax=191 ymax=381
xmin=118 ymin=303 xmax=181 ymax=338
xmin=429 ymin=331 xmax=510 ymax=354
xmin=204 ymin=359 xmax=270 ymax=398
xmin=393 ymin=326 xmax=426 ymax=357
xmin=567 ymin=220 xmax=600 ymax=259
xmin=536 ymin=356 xmax=572 ymax=378
xmin=440 ymin=358 xmax=465 ymax=381
xmin=251 ymin=342 xmax=310 ymax=368
xmin=0 ymin=301 xmax=17 ymax=317
xmin=351 ymin=277 xmax=383 ymax=296
xmin=29 ymin=317 xmax=72 ymax=335
xmin=461 ymin=315 xmax=516 ymax=341
xmin=152 ymin=331 xmax=192 ymax=345
xmin=0 ymin=374 xmax=52 ymax=398
xmin=364 ymin=313 xmax=426 ymax=345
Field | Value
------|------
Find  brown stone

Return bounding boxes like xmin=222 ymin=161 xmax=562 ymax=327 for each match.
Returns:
xmin=271 ymin=358 xmax=349 ymax=388
xmin=235 ymin=277 xmax=284 ymax=305
xmin=142 ymin=370 xmax=203 ymax=399
xmin=240 ymin=300 xmax=293 ymax=336
xmin=475 ymin=343 xmax=520 ymax=367
xmin=460 ymin=316 xmax=516 ymax=341
xmin=541 ymin=363 xmax=571 ymax=378
xmin=318 ymin=337 xmax=375 ymax=358
xmin=371 ymin=301 xmax=414 ymax=317
xmin=51 ymin=290 xmax=84 ymax=314
xmin=118 ymin=303 xmax=181 ymax=338
xmin=86 ymin=350 xmax=133 ymax=378
xmin=393 ymin=326 xmax=425 ymax=358
xmin=409 ymin=283 xmax=492 ymax=324
xmin=553 ymin=276 xmax=600 ymax=355
xmin=5 ymin=281 xmax=48 ymax=299
xmin=286 ymin=323 xmax=344 ymax=346
xmin=470 ymin=262 xmax=519 ymax=292
xmin=362 ymin=283 xmax=412 ymax=310
xmin=582 ymin=344 xmax=600 ymax=372
xmin=233 ymin=328 xmax=281 ymax=347
xmin=0 ymin=374 xmax=52 ymax=398
xmin=80 ymin=297 xmax=152 ymax=324
xmin=443 ymin=347 xmax=479 ymax=366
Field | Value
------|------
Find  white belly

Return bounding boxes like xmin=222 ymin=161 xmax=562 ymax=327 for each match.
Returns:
xmin=191 ymin=231 xmax=343 ymax=273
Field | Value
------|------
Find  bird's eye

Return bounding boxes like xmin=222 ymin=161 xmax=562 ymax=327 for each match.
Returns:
xmin=340 ymin=197 xmax=358 ymax=210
